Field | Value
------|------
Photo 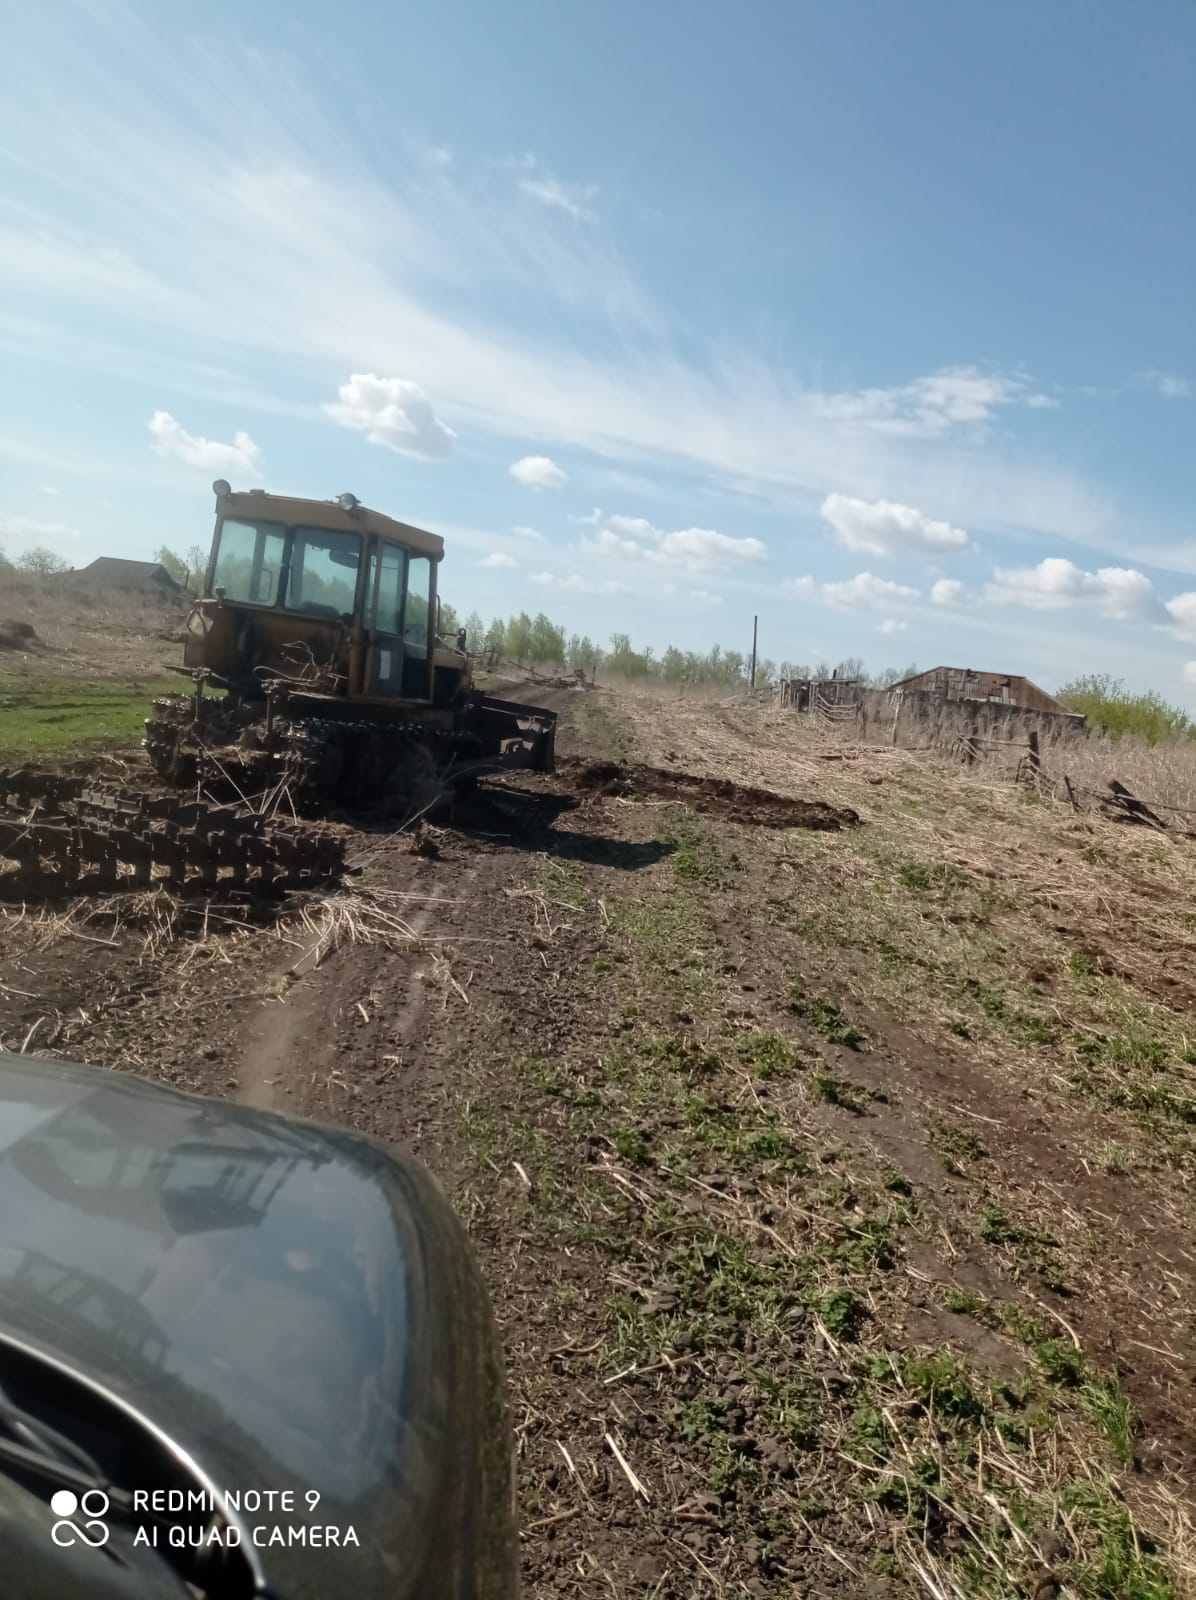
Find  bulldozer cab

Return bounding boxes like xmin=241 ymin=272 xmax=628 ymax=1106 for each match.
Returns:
xmin=186 ymin=483 xmax=467 ymax=707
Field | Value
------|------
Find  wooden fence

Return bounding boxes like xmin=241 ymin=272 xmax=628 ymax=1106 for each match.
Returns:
xmin=954 ymin=724 xmax=1193 ymax=838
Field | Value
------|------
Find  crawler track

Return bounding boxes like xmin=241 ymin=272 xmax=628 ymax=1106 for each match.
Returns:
xmin=0 ymin=768 xmax=344 ymax=900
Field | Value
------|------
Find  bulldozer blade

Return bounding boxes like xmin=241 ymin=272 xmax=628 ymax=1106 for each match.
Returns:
xmin=469 ymin=696 xmax=557 ymax=774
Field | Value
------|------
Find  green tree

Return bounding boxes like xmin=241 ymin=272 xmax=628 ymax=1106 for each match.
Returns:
xmin=17 ymin=546 xmax=69 ymax=575
xmin=607 ymin=632 xmax=653 ymax=679
xmin=755 ymin=657 xmax=776 ymax=688
xmin=567 ymin=633 xmax=602 ymax=680
xmin=722 ymin=649 xmax=746 ymax=685
xmin=506 ymin=611 xmax=534 ymax=663
xmin=463 ymin=610 xmax=486 ymax=651
xmin=661 ymin=645 xmax=688 ymax=684
xmin=155 ymin=544 xmax=207 ymax=592
xmin=529 ymin=612 xmax=566 ymax=666
xmin=1057 ymin=673 xmax=1192 ymax=742
xmin=483 ymin=617 xmax=507 ymax=656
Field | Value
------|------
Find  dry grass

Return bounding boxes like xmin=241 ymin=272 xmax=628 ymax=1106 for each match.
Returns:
xmin=1040 ymin=733 xmax=1196 ymax=818
xmin=0 ymin=572 xmax=184 ymax=680
xmin=809 ymin=690 xmax=1196 ymax=820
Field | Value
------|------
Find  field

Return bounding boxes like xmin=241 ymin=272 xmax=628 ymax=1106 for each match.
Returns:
xmin=3 ymin=662 xmax=1196 ymax=1598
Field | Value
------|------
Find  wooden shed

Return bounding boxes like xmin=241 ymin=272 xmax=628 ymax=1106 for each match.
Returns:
xmin=886 ymin=667 xmax=1066 ymax=717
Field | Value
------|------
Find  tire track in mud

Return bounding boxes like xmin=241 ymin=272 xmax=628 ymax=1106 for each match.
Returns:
xmin=234 ymin=846 xmax=491 ymax=1118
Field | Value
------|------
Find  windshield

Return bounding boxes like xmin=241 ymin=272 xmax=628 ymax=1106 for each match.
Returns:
xmin=284 ymin=526 xmax=362 ymax=619
xmin=210 ymin=519 xmax=286 ymax=605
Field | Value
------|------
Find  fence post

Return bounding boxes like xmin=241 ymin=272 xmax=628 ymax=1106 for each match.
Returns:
xmin=1027 ymin=730 xmax=1041 ymax=781
xmin=963 ymin=716 xmax=978 ymax=765
xmin=890 ymin=696 xmax=901 ymax=746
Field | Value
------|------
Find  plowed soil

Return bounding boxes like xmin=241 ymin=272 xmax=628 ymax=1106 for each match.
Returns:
xmin=3 ymin=683 xmax=1196 ymax=1599
xmin=568 ymin=758 xmax=860 ymax=830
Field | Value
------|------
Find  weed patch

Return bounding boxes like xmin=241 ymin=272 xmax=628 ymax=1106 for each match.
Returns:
xmin=789 ymin=984 xmax=865 ymax=1049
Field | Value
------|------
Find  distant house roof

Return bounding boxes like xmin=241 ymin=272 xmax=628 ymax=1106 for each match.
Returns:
xmin=75 ymin=557 xmax=184 ymax=592
xmin=887 ymin=666 xmax=1068 ymax=716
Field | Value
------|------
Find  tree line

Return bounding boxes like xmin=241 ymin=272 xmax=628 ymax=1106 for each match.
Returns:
xmin=0 ymin=544 xmax=71 ymax=575
xmin=451 ymin=608 xmax=919 ymax=691
xmin=1056 ymin=674 xmax=1195 ymax=743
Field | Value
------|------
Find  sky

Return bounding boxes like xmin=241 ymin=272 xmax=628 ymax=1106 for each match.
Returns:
xmin=1 ymin=0 xmax=1193 ymax=698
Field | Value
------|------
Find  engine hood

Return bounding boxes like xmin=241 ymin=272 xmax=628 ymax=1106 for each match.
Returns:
xmin=0 ymin=1052 xmax=515 ymax=1599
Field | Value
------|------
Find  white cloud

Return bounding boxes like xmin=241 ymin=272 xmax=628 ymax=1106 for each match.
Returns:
xmin=148 ymin=410 xmax=260 ymax=474
xmin=607 ymin=514 xmax=657 ymax=538
xmin=1143 ymin=368 xmax=1192 ymax=400
xmin=577 ymin=511 xmax=766 ymax=572
xmin=510 ymin=455 xmax=567 ymax=489
xmin=581 ymin=526 xmax=646 ymax=561
xmin=39 ymin=485 xmax=61 ymax=496
xmin=822 ymin=572 xmax=920 ymax=610
xmin=814 ymin=365 xmax=1050 ymax=439
xmin=481 ymin=551 xmax=518 ymax=569
xmin=931 ymin=578 xmax=968 ymax=606
xmin=0 ymin=512 xmax=83 ymax=547
xmin=1166 ymin=593 xmax=1196 ymax=638
xmin=515 ymin=155 xmax=598 ymax=222
xmin=687 ymin=588 xmax=722 ymax=605
xmin=986 ymin=557 xmax=1166 ymax=622
xmin=512 ymin=524 xmax=546 ymax=543
xmin=1184 ymin=662 xmax=1196 ymax=686
xmin=878 ymin=619 xmax=907 ymax=635
xmin=530 ymin=570 xmax=629 ymax=596
xmin=659 ymin=527 xmax=766 ymax=567
xmin=821 ymin=492 xmax=970 ymax=557
xmin=782 ymin=575 xmax=816 ymax=596
xmin=428 ymin=145 xmax=454 ymax=169
xmin=324 ymin=373 xmax=456 ymax=459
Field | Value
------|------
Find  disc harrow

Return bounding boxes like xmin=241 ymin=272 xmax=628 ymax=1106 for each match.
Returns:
xmin=0 ymin=768 xmax=344 ymax=902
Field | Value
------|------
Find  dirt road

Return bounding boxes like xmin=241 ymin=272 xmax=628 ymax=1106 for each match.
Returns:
xmin=3 ymin=684 xmax=1195 ymax=1598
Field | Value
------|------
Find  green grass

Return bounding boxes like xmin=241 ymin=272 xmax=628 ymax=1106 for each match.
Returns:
xmin=810 ymin=1071 xmax=870 ymax=1113
xmin=788 ymin=983 xmax=865 ymax=1048
xmin=0 ymin=674 xmax=182 ymax=757
xmin=738 ymin=1031 xmax=798 ymax=1079
xmin=932 ymin=1118 xmax=987 ymax=1174
xmin=1080 ymin=1372 xmax=1137 ymax=1465
xmin=898 ymin=859 xmax=969 ymax=894
xmin=656 ymin=813 xmax=733 ymax=885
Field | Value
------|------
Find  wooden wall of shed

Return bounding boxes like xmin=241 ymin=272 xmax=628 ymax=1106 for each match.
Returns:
xmin=857 ymin=689 xmax=1086 ymax=748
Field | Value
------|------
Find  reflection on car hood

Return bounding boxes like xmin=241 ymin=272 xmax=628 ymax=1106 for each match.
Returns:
xmin=0 ymin=1052 xmax=515 ymax=1599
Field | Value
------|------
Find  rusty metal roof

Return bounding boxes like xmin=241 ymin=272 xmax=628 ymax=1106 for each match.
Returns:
xmin=77 ymin=558 xmax=183 ymax=591
xmin=886 ymin=666 xmax=1066 ymax=714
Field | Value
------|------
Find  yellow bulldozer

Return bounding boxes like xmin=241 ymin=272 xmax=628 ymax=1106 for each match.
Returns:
xmin=144 ymin=481 xmax=556 ymax=810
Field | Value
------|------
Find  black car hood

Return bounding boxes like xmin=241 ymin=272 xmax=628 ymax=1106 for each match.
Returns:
xmin=0 ymin=1052 xmax=515 ymax=1599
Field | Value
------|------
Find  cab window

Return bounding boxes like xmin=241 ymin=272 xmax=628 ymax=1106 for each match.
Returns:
xmin=404 ymin=555 xmax=431 ymax=648
xmin=285 ymin=527 xmax=362 ymax=618
xmin=211 ymin=519 xmax=286 ymax=605
xmin=372 ymin=544 xmax=406 ymax=635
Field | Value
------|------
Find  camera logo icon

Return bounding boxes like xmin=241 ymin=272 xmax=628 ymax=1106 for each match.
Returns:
xmin=50 ymin=1488 xmax=110 ymax=1548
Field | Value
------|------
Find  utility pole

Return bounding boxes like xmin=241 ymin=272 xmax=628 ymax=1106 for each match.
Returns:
xmin=749 ymin=614 xmax=758 ymax=689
